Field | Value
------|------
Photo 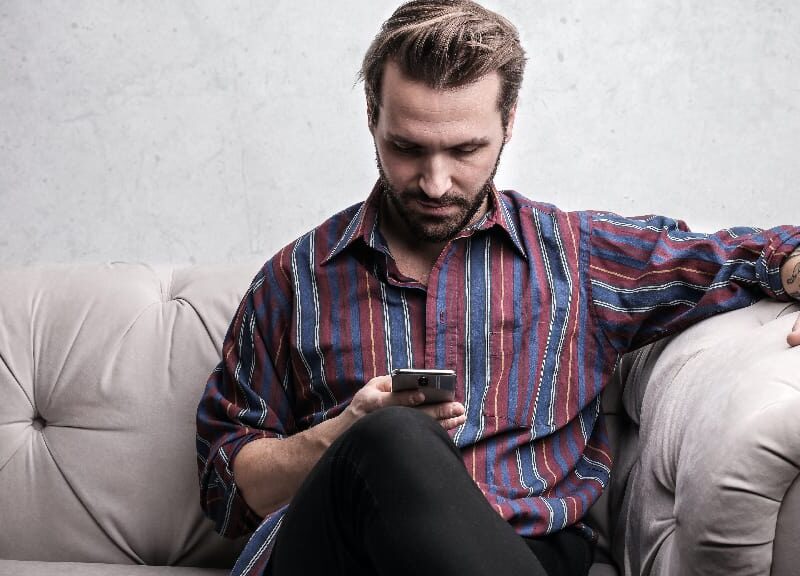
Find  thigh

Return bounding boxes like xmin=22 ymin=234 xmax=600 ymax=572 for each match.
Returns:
xmin=269 ymin=407 xmax=552 ymax=576
xmin=523 ymin=530 xmax=594 ymax=576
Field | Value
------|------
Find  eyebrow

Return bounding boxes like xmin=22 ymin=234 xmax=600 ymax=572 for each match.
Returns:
xmin=386 ymin=133 xmax=492 ymax=148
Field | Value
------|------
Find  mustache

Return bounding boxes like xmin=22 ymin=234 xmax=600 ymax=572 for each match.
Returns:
xmin=392 ymin=188 xmax=471 ymax=207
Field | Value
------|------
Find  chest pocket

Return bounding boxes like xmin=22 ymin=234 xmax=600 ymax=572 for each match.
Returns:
xmin=475 ymin=306 xmax=530 ymax=426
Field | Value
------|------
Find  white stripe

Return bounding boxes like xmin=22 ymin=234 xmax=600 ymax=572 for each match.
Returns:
xmin=542 ymin=496 xmax=555 ymax=533
xmin=291 ymin=241 xmax=314 ymax=383
xmin=234 ymin=311 xmax=255 ymax=419
xmin=515 ymin=445 xmax=533 ymax=494
xmin=453 ymin=241 xmax=472 ymax=446
xmin=477 ymin=237 xmax=491 ymax=440
xmin=325 ymin=202 xmax=367 ymax=261
xmin=593 ymin=299 xmax=697 ymax=313
xmin=527 ymin=439 xmax=547 ymax=495
xmin=580 ymin=453 xmax=612 ymax=475
xmin=380 ymin=282 xmax=393 ymax=371
xmin=530 ymin=210 xmax=555 ymax=428
xmin=234 ymin=516 xmax=285 ymax=576
xmin=401 ymin=291 xmax=413 ymax=367
xmin=559 ymin=498 xmax=569 ymax=530
xmin=219 ymin=448 xmax=236 ymax=535
xmin=593 ymin=216 xmax=727 ymax=242
xmin=308 ymin=231 xmax=334 ymax=417
xmin=499 ymin=196 xmax=522 ymax=250
xmin=591 ymin=278 xmax=723 ymax=294
xmin=245 ymin=313 xmax=268 ymax=427
xmin=547 ymin=216 xmax=574 ymax=428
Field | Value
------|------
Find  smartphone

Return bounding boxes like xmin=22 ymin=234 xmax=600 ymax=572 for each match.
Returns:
xmin=391 ymin=368 xmax=456 ymax=404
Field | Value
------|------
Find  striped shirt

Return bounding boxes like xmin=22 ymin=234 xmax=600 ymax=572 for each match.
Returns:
xmin=196 ymin=184 xmax=800 ymax=576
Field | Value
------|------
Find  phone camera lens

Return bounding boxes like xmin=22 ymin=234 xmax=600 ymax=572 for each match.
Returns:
xmin=418 ymin=376 xmax=429 ymax=387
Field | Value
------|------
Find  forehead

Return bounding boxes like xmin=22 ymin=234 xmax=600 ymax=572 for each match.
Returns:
xmin=377 ymin=61 xmax=503 ymax=138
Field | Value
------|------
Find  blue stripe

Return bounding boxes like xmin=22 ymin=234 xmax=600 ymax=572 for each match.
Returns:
xmin=462 ymin=234 xmax=490 ymax=445
xmin=506 ymin=253 xmax=524 ymax=422
xmin=293 ymin=234 xmax=336 ymax=412
xmin=434 ymin=248 xmax=453 ymax=369
xmin=385 ymin=285 xmax=411 ymax=369
xmin=345 ymin=255 xmax=364 ymax=382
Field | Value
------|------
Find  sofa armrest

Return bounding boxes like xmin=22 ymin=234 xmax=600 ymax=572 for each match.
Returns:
xmin=613 ymin=299 xmax=800 ymax=576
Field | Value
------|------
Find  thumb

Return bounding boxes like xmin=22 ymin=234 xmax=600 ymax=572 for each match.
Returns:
xmin=370 ymin=374 xmax=394 ymax=392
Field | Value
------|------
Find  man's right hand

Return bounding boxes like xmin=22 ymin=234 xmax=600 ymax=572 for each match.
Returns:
xmin=346 ymin=374 xmax=466 ymax=431
xmin=234 ymin=375 xmax=465 ymax=518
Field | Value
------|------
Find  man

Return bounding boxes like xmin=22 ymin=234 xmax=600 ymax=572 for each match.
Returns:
xmin=196 ymin=2 xmax=800 ymax=575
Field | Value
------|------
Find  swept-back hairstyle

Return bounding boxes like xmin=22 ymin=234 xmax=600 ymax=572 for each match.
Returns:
xmin=360 ymin=0 xmax=526 ymax=129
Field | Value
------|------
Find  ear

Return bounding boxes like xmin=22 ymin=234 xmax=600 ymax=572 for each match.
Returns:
xmin=504 ymin=102 xmax=518 ymax=143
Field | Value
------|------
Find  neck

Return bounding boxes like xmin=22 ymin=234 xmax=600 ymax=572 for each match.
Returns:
xmin=378 ymin=197 xmax=443 ymax=285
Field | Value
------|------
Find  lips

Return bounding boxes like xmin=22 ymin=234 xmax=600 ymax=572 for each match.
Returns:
xmin=412 ymin=198 xmax=460 ymax=217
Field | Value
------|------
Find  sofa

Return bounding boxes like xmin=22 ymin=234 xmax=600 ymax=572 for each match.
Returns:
xmin=0 ymin=263 xmax=798 ymax=576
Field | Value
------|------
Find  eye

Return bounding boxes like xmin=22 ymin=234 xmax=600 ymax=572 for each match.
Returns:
xmin=392 ymin=142 xmax=422 ymax=156
xmin=453 ymin=145 xmax=480 ymax=156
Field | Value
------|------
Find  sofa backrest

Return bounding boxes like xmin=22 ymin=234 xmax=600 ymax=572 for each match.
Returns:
xmin=0 ymin=263 xmax=623 ymax=567
xmin=0 ymin=263 xmax=255 ymax=566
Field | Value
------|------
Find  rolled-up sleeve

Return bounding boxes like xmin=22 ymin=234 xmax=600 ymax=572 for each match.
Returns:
xmin=588 ymin=213 xmax=800 ymax=354
xmin=196 ymin=255 xmax=295 ymax=538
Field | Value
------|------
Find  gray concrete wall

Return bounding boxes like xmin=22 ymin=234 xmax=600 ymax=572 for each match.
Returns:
xmin=2 ymin=1 xmax=798 ymax=265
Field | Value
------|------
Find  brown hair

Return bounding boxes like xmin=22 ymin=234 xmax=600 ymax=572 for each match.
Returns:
xmin=360 ymin=0 xmax=526 ymax=129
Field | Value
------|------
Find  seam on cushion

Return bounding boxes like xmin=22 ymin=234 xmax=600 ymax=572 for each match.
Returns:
xmin=0 ymin=433 xmax=28 ymax=475
xmin=42 ymin=303 xmax=94 ymax=416
xmin=776 ymin=303 xmax=800 ymax=319
xmin=166 ymin=267 xmax=175 ymax=302
xmin=173 ymin=296 xmax=217 ymax=352
xmin=772 ymin=472 xmax=800 ymax=572
xmin=641 ymin=346 xmax=708 ymax=497
xmin=640 ymin=346 xmax=706 ymax=431
xmin=37 ymin=427 xmax=143 ymax=564
xmin=0 ymin=350 xmax=34 ymax=413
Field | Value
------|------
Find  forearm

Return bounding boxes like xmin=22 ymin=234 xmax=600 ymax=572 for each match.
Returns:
xmin=781 ymin=247 xmax=800 ymax=300
xmin=230 ymin=374 xmax=466 ymax=518
xmin=233 ymin=408 xmax=358 ymax=517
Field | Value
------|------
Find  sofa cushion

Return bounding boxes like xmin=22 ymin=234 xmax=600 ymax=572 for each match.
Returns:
xmin=0 ymin=560 xmax=229 ymax=576
xmin=615 ymin=298 xmax=800 ymax=575
xmin=0 ymin=264 xmax=254 ymax=567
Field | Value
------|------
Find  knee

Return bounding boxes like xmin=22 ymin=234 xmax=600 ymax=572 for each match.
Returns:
xmin=352 ymin=406 xmax=442 ymax=447
xmin=333 ymin=406 xmax=454 ymax=466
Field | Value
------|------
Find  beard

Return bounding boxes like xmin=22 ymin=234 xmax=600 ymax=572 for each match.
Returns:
xmin=376 ymin=145 xmax=504 ymax=244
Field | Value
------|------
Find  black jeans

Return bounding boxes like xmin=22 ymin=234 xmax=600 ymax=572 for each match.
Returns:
xmin=268 ymin=407 xmax=593 ymax=576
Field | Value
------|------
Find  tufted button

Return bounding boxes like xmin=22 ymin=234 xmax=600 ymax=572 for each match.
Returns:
xmin=32 ymin=415 xmax=47 ymax=431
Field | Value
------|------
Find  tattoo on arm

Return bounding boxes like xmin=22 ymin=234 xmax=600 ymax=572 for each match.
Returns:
xmin=788 ymin=261 xmax=800 ymax=286
xmin=788 ymin=252 xmax=800 ymax=286
xmin=787 ymin=248 xmax=800 ymax=298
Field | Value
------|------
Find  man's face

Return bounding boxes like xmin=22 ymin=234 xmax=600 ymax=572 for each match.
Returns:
xmin=372 ymin=61 xmax=515 ymax=245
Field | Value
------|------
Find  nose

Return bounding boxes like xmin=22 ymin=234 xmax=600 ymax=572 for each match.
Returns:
xmin=419 ymin=154 xmax=452 ymax=199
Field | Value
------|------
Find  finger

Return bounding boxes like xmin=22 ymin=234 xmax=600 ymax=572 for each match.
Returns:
xmin=438 ymin=414 xmax=467 ymax=430
xmin=384 ymin=389 xmax=426 ymax=407
xmin=788 ymin=315 xmax=800 ymax=347
xmin=369 ymin=374 xmax=394 ymax=392
xmin=419 ymin=401 xmax=465 ymax=422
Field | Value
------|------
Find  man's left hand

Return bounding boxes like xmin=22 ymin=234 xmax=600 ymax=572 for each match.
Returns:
xmin=788 ymin=314 xmax=800 ymax=347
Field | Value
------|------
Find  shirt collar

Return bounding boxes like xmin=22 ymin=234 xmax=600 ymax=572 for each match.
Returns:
xmin=322 ymin=181 xmax=526 ymax=265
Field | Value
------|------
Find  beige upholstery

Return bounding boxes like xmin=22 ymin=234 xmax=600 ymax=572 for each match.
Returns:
xmin=0 ymin=264 xmax=251 ymax=575
xmin=1 ymin=263 xmax=797 ymax=575
xmin=611 ymin=299 xmax=800 ymax=576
